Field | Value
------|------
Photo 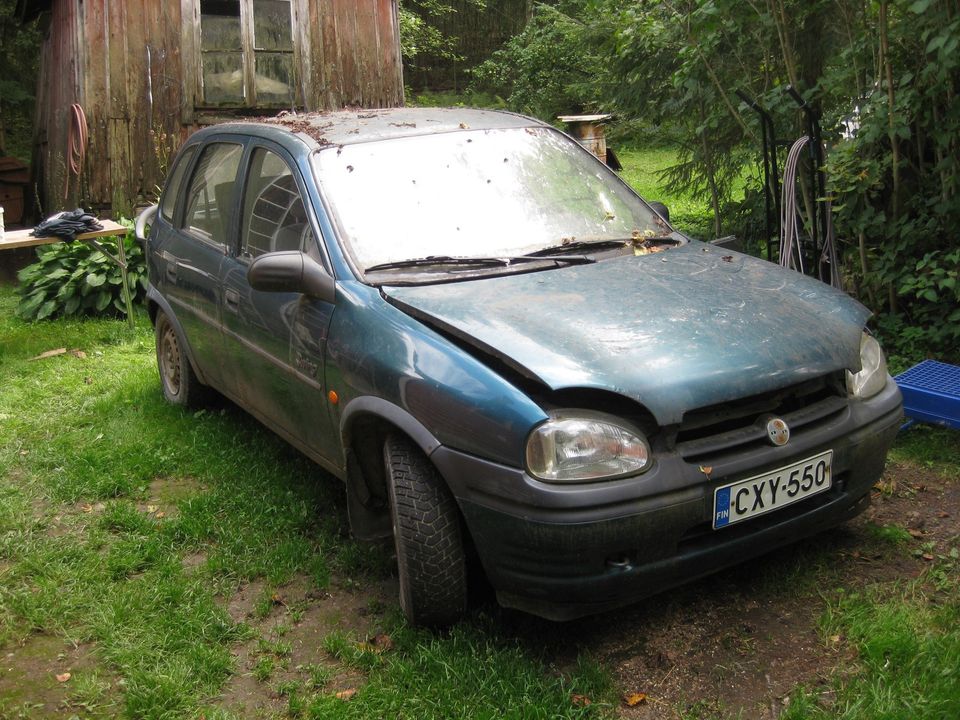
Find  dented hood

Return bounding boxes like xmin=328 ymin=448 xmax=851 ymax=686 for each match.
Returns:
xmin=383 ymin=242 xmax=870 ymax=425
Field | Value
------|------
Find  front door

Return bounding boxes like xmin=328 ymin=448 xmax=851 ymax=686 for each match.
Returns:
xmin=220 ymin=145 xmax=339 ymax=465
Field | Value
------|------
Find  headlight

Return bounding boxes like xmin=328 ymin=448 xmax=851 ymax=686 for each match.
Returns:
xmin=846 ymin=332 xmax=888 ymax=399
xmin=525 ymin=411 xmax=651 ymax=483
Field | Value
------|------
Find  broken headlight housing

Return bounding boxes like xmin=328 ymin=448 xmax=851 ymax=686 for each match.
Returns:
xmin=525 ymin=411 xmax=651 ymax=482
xmin=846 ymin=332 xmax=888 ymax=399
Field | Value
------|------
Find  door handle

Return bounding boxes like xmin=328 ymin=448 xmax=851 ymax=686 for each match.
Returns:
xmin=165 ymin=263 xmax=178 ymax=283
xmin=224 ymin=288 xmax=240 ymax=313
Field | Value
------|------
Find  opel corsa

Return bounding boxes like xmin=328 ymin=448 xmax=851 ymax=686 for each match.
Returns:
xmin=141 ymin=108 xmax=903 ymax=625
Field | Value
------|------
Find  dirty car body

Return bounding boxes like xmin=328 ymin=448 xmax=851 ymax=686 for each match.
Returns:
xmin=144 ymin=108 xmax=902 ymax=624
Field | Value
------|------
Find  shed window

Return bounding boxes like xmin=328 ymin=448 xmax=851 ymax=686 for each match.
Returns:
xmin=199 ymin=0 xmax=295 ymax=107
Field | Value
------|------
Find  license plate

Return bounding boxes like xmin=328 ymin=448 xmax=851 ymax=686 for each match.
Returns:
xmin=712 ymin=450 xmax=833 ymax=529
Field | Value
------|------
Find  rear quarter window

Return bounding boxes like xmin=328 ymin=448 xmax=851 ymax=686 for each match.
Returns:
xmin=159 ymin=145 xmax=198 ymax=222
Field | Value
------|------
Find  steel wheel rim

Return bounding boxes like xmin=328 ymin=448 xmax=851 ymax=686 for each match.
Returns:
xmin=160 ymin=325 xmax=182 ymax=396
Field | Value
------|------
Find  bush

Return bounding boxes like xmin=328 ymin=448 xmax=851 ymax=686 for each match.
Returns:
xmin=16 ymin=223 xmax=147 ymax=321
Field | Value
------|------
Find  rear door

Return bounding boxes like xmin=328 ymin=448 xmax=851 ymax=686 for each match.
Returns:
xmin=220 ymin=143 xmax=339 ymax=464
xmin=156 ymin=139 xmax=246 ymax=396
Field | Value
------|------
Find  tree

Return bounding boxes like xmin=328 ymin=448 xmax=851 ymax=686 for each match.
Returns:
xmin=0 ymin=0 xmax=41 ymax=160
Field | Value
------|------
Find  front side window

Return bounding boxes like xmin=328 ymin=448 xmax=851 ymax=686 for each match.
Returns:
xmin=182 ymin=142 xmax=244 ymax=248
xmin=199 ymin=0 xmax=295 ymax=107
xmin=241 ymin=148 xmax=315 ymax=258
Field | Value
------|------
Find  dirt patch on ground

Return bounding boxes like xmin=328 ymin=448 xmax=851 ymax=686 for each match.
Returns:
xmin=216 ymin=574 xmax=394 ymax=717
xmin=504 ymin=461 xmax=959 ymax=719
xmin=137 ymin=476 xmax=205 ymax=521
xmin=0 ymin=635 xmax=102 ymax=717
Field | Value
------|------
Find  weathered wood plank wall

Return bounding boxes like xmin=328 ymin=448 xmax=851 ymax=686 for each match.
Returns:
xmin=33 ymin=0 xmax=403 ymax=218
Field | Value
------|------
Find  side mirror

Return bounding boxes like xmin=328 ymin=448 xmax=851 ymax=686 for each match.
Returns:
xmin=247 ymin=251 xmax=336 ymax=303
xmin=648 ymin=201 xmax=670 ymax=223
xmin=135 ymin=204 xmax=157 ymax=245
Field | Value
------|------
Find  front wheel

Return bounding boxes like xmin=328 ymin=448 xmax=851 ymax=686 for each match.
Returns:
xmin=155 ymin=310 xmax=207 ymax=408
xmin=383 ymin=434 xmax=467 ymax=626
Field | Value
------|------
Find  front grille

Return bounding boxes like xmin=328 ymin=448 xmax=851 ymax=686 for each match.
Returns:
xmin=675 ymin=374 xmax=848 ymax=463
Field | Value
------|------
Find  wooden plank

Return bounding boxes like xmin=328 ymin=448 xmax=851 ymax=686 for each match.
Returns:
xmin=0 ymin=220 xmax=128 ymax=251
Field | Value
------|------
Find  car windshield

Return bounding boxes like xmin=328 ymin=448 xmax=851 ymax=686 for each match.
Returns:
xmin=312 ymin=126 xmax=668 ymax=274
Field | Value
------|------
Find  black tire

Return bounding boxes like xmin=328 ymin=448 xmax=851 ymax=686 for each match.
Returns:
xmin=383 ymin=434 xmax=467 ymax=627
xmin=155 ymin=311 xmax=207 ymax=408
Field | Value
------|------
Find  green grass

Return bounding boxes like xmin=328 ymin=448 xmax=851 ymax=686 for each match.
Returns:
xmin=0 ymin=284 xmax=615 ymax=719
xmin=2 ymin=273 xmax=958 ymax=719
xmin=616 ymin=146 xmax=714 ymax=239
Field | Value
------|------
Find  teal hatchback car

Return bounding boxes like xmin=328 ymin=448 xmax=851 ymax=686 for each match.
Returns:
xmin=142 ymin=108 xmax=902 ymax=625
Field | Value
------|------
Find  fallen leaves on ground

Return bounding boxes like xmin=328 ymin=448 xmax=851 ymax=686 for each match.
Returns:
xmin=571 ymin=694 xmax=592 ymax=707
xmin=624 ymin=692 xmax=648 ymax=706
xmin=335 ymin=689 xmax=357 ymax=701
xmin=55 ymin=672 xmax=71 ymax=683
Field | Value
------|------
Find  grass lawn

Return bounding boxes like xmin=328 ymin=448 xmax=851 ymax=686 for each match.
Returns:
xmin=1 ymin=273 xmax=958 ymax=720
xmin=0 ymin=286 xmax=612 ymax=719
xmin=615 ymin=147 xmax=714 ymax=240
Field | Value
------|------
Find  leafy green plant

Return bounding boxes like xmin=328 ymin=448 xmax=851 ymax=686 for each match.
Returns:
xmin=15 ymin=221 xmax=147 ymax=321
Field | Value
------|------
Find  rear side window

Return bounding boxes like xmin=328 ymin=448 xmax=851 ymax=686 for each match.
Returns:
xmin=241 ymin=147 xmax=315 ymax=258
xmin=159 ymin=145 xmax=197 ymax=222
xmin=181 ymin=142 xmax=243 ymax=248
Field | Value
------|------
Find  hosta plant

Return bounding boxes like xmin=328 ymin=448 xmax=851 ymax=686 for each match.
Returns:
xmin=16 ymin=222 xmax=147 ymax=321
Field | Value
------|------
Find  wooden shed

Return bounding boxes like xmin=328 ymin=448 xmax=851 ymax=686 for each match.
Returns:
xmin=23 ymin=0 xmax=404 ymax=218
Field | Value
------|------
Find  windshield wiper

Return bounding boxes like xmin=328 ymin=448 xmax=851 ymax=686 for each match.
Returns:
xmin=365 ymin=253 xmax=593 ymax=273
xmin=524 ymin=238 xmax=630 ymax=257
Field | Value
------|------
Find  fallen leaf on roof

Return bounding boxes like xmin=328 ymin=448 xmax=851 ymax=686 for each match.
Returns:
xmin=30 ymin=348 xmax=66 ymax=361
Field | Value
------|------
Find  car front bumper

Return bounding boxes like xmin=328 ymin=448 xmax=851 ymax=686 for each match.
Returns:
xmin=431 ymin=378 xmax=903 ymax=620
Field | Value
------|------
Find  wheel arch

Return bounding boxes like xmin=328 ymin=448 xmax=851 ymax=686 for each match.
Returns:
xmin=339 ymin=397 xmax=448 ymax=541
xmin=145 ymin=285 xmax=209 ymax=386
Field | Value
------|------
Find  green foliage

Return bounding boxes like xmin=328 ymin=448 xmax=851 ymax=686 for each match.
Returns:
xmin=0 ymin=0 xmax=41 ymax=160
xmin=473 ymin=2 xmax=612 ymax=120
xmin=15 ymin=222 xmax=147 ymax=322
xmin=399 ymin=0 xmax=487 ymax=64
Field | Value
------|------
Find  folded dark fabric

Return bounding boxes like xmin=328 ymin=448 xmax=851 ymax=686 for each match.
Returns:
xmin=32 ymin=208 xmax=104 ymax=241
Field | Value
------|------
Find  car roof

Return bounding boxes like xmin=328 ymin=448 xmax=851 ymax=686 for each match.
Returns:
xmin=210 ymin=107 xmax=546 ymax=150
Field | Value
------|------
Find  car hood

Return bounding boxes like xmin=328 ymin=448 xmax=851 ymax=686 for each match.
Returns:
xmin=383 ymin=242 xmax=870 ymax=425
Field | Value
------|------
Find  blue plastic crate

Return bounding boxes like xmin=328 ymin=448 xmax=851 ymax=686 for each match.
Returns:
xmin=894 ymin=360 xmax=960 ymax=430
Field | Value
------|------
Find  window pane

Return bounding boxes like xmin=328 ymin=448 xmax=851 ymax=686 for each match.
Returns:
xmin=200 ymin=0 xmax=241 ymax=50
xmin=242 ymin=148 xmax=313 ymax=258
xmin=255 ymin=53 xmax=294 ymax=105
xmin=202 ymin=52 xmax=245 ymax=104
xmin=183 ymin=143 xmax=244 ymax=248
xmin=253 ymin=0 xmax=293 ymax=51
xmin=160 ymin=145 xmax=197 ymax=222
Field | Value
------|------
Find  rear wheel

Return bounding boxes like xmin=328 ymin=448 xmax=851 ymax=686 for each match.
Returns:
xmin=383 ymin=434 xmax=467 ymax=626
xmin=155 ymin=311 xmax=207 ymax=408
